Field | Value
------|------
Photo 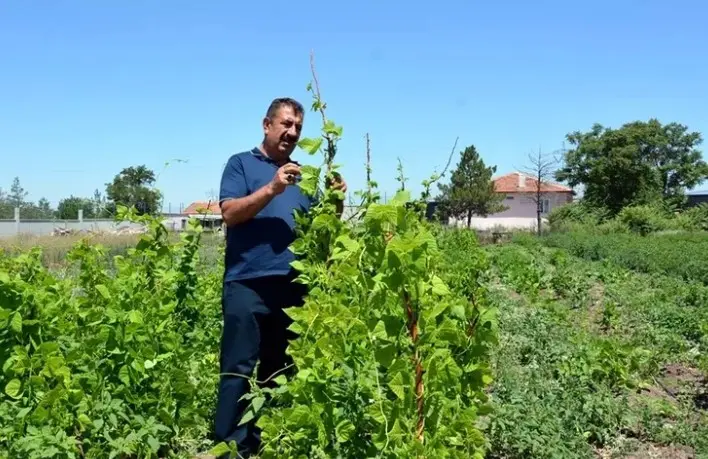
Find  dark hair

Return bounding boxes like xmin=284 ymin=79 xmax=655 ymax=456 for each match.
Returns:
xmin=265 ymin=97 xmax=305 ymax=119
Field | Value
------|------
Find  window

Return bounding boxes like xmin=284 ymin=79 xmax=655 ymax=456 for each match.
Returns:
xmin=542 ymin=199 xmax=551 ymax=214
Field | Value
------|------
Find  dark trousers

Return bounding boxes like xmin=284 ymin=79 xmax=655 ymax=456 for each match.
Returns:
xmin=214 ymin=274 xmax=306 ymax=458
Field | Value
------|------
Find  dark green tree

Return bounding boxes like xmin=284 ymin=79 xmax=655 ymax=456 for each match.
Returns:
xmin=8 ymin=177 xmax=28 ymax=208
xmin=105 ymin=165 xmax=162 ymax=216
xmin=436 ymin=145 xmax=506 ymax=228
xmin=0 ymin=188 xmax=12 ymax=219
xmin=21 ymin=198 xmax=55 ymax=219
xmin=37 ymin=198 xmax=53 ymax=218
xmin=556 ymin=119 xmax=708 ymax=214
xmin=57 ymin=196 xmax=96 ymax=220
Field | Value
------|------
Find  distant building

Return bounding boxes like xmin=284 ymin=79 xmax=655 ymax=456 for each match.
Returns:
xmin=490 ymin=172 xmax=574 ymax=218
xmin=444 ymin=171 xmax=575 ymax=230
xmin=687 ymin=190 xmax=708 ymax=207
xmin=181 ymin=201 xmax=223 ymax=232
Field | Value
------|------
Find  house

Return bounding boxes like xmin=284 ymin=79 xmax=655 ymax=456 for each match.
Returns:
xmin=179 ymin=201 xmax=223 ymax=232
xmin=447 ymin=172 xmax=574 ymax=230
xmin=492 ymin=172 xmax=574 ymax=218
xmin=687 ymin=190 xmax=708 ymax=207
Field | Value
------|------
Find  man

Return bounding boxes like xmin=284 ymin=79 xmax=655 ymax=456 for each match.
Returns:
xmin=214 ymin=97 xmax=346 ymax=457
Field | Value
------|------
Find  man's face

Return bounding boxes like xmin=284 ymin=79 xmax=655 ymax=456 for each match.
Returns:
xmin=263 ymin=105 xmax=303 ymax=158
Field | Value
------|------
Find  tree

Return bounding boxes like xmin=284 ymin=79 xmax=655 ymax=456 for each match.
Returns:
xmin=21 ymin=198 xmax=55 ymax=219
xmin=556 ymin=119 xmax=708 ymax=215
xmin=91 ymin=189 xmax=109 ymax=218
xmin=37 ymin=198 xmax=53 ymax=217
xmin=105 ymin=165 xmax=162 ymax=216
xmin=57 ymin=196 xmax=96 ymax=220
xmin=8 ymin=177 xmax=28 ymax=208
xmin=436 ymin=145 xmax=506 ymax=228
xmin=0 ymin=188 xmax=12 ymax=219
xmin=520 ymin=147 xmax=560 ymax=235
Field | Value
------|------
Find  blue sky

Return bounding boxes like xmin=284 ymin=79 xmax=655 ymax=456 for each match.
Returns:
xmin=2 ymin=0 xmax=707 ymax=211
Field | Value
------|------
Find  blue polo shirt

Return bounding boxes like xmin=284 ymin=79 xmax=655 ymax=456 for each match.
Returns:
xmin=219 ymin=147 xmax=315 ymax=282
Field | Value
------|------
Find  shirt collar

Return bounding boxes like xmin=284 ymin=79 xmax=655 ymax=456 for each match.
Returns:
xmin=251 ymin=147 xmax=300 ymax=166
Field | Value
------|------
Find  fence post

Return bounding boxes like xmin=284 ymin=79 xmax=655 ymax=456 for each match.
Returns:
xmin=78 ymin=209 xmax=84 ymax=223
xmin=14 ymin=207 xmax=20 ymax=234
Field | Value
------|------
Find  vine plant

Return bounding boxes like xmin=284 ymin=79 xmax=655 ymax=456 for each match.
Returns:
xmin=215 ymin=52 xmax=498 ymax=459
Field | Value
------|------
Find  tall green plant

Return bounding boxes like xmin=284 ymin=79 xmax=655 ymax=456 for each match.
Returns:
xmin=214 ymin=53 xmax=498 ymax=459
xmin=0 ymin=207 xmax=220 ymax=458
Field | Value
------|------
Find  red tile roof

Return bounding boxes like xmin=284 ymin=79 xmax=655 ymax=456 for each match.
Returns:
xmin=493 ymin=172 xmax=573 ymax=193
xmin=183 ymin=201 xmax=221 ymax=215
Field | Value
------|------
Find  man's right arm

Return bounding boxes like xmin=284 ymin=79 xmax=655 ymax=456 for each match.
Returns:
xmin=219 ymin=155 xmax=300 ymax=227
xmin=220 ymin=184 xmax=276 ymax=227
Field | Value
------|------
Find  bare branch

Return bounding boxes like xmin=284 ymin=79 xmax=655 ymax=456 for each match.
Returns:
xmin=515 ymin=146 xmax=562 ymax=235
xmin=426 ymin=136 xmax=459 ymax=190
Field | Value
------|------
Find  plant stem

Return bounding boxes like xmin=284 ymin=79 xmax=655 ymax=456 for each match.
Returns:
xmin=403 ymin=289 xmax=425 ymax=444
xmin=309 ymin=50 xmax=336 ymax=174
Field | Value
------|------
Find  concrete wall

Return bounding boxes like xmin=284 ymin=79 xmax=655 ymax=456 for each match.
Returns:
xmin=492 ymin=192 xmax=573 ymax=218
xmin=0 ymin=207 xmax=188 ymax=238
xmin=0 ymin=219 xmax=147 ymax=237
xmin=448 ymin=216 xmax=545 ymax=231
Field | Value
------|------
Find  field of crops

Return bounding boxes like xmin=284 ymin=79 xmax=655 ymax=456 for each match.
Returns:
xmin=2 ymin=213 xmax=707 ymax=458
xmin=486 ymin=235 xmax=708 ymax=458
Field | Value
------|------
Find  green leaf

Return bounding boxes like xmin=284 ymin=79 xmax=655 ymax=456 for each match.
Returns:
xmin=374 ymin=344 xmax=397 ymax=368
xmin=366 ymin=203 xmax=398 ymax=223
xmin=238 ymin=408 xmax=255 ymax=426
xmin=10 ymin=312 xmax=21 ymax=333
xmin=297 ymin=137 xmax=323 ymax=155
xmin=144 ymin=359 xmax=156 ymax=370
xmin=431 ymin=275 xmax=450 ymax=296
xmin=323 ymin=120 xmax=343 ymax=137
xmin=388 ymin=372 xmax=406 ymax=400
xmin=252 ymin=395 xmax=265 ymax=414
xmin=78 ymin=414 xmax=91 ymax=427
xmin=128 ymin=310 xmax=143 ymax=324
xmin=147 ymin=436 xmax=160 ymax=453
xmin=4 ymin=379 xmax=21 ymax=398
xmin=298 ymin=165 xmax=320 ymax=196
xmin=335 ymin=419 xmax=355 ymax=443
xmin=391 ymin=189 xmax=411 ymax=205
xmin=290 ymin=260 xmax=306 ymax=272
xmin=118 ymin=365 xmax=130 ymax=386
xmin=209 ymin=442 xmax=233 ymax=457
xmin=96 ymin=284 xmax=110 ymax=299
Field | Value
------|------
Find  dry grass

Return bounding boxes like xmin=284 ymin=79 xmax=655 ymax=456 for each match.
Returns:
xmin=0 ymin=232 xmax=225 ymax=268
xmin=0 ymin=233 xmax=140 ymax=267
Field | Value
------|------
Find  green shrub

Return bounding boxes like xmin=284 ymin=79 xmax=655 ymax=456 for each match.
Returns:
xmin=616 ymin=205 xmax=669 ymax=236
xmin=679 ymin=203 xmax=708 ymax=231
xmin=547 ymin=202 xmax=607 ymax=232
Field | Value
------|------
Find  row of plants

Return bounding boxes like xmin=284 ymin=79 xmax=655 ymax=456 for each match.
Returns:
xmin=483 ymin=239 xmax=708 ymax=458
xmin=0 ymin=212 xmax=501 ymax=459
xmin=532 ymin=229 xmax=708 ymax=285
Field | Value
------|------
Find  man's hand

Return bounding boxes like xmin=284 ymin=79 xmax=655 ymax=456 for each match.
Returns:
xmin=326 ymin=172 xmax=347 ymax=196
xmin=221 ymin=163 xmax=300 ymax=227
xmin=326 ymin=172 xmax=347 ymax=219
xmin=269 ymin=163 xmax=301 ymax=195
